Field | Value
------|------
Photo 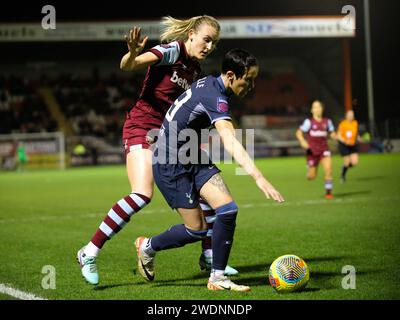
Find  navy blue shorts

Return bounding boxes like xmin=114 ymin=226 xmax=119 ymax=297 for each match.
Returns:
xmin=153 ymin=162 xmax=220 ymax=209
xmin=338 ymin=142 xmax=359 ymax=156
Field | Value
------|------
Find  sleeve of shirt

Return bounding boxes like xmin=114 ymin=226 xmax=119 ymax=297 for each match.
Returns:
xmin=147 ymin=41 xmax=180 ymax=66
xmin=299 ymin=119 xmax=311 ymax=132
xmin=327 ymin=119 xmax=335 ymax=132
xmin=204 ymin=96 xmax=232 ymax=125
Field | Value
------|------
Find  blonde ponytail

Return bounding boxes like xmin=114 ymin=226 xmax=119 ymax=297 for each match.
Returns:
xmin=160 ymin=15 xmax=220 ymax=43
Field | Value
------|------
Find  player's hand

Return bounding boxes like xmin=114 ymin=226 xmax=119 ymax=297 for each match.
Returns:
xmin=300 ymin=140 xmax=309 ymax=150
xmin=255 ymin=176 xmax=284 ymax=203
xmin=124 ymin=26 xmax=149 ymax=56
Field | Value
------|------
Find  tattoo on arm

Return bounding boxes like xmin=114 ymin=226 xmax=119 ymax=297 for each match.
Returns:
xmin=208 ymin=174 xmax=231 ymax=196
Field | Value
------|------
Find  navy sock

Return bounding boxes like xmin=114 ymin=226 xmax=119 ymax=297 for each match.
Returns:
xmin=342 ymin=165 xmax=349 ymax=178
xmin=150 ymin=224 xmax=207 ymax=251
xmin=212 ymin=202 xmax=238 ymax=271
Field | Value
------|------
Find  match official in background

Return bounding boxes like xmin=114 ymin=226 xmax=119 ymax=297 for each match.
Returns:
xmin=337 ymin=109 xmax=360 ymax=182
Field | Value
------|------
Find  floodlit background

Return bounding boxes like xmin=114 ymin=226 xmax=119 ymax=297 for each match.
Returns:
xmin=0 ymin=0 xmax=399 ymax=301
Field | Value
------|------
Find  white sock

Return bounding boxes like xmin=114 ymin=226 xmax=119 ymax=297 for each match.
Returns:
xmin=84 ymin=241 xmax=100 ymax=257
xmin=142 ymin=238 xmax=156 ymax=256
xmin=203 ymin=249 xmax=213 ymax=258
xmin=211 ymin=269 xmax=225 ymax=279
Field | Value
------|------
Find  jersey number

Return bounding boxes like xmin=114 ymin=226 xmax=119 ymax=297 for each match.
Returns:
xmin=165 ymin=89 xmax=192 ymax=122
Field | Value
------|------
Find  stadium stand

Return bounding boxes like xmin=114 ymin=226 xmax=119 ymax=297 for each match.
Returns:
xmin=0 ymin=75 xmax=57 ymax=134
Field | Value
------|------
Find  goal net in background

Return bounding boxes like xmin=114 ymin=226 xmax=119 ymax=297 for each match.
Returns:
xmin=0 ymin=132 xmax=66 ymax=170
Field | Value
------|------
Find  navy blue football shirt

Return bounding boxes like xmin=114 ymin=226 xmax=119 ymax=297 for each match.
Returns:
xmin=154 ymin=75 xmax=232 ymax=164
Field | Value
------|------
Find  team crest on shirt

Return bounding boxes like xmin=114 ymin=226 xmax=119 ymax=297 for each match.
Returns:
xmin=146 ymin=135 xmax=155 ymax=145
xmin=217 ymin=97 xmax=229 ymax=113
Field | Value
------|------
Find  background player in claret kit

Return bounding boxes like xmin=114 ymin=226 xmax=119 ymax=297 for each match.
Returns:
xmin=134 ymin=49 xmax=284 ymax=292
xmin=296 ymin=100 xmax=337 ymax=199
xmin=337 ymin=109 xmax=360 ymax=182
xmin=77 ymin=15 xmax=238 ymax=286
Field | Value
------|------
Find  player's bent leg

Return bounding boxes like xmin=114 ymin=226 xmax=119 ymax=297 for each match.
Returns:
xmin=199 ymin=174 xmax=240 ymax=276
xmin=177 ymin=207 xmax=208 ymax=231
xmin=343 ymin=155 xmax=351 ymax=168
xmin=198 ymin=199 xmax=239 ymax=275
xmin=321 ymin=156 xmax=333 ymax=181
xmin=199 ymin=173 xmax=234 ymax=209
xmin=79 ymin=191 xmax=151 ymax=285
xmin=87 ymin=192 xmax=151 ymax=253
xmin=88 ymin=148 xmax=154 ymax=252
xmin=350 ymin=153 xmax=359 ymax=167
xmin=135 ymin=208 xmax=207 ymax=281
xmin=341 ymin=155 xmax=351 ymax=183
xmin=199 ymin=199 xmax=215 ymax=270
xmin=342 ymin=153 xmax=358 ymax=183
xmin=127 ymin=148 xmax=155 ymax=198
xmin=306 ymin=155 xmax=318 ymax=180
xmin=321 ymin=156 xmax=333 ymax=199
xmin=306 ymin=166 xmax=317 ymax=180
xmin=78 ymin=148 xmax=153 ymax=285
xmin=211 ymin=202 xmax=238 ymax=274
xmin=205 ymin=201 xmax=249 ymax=292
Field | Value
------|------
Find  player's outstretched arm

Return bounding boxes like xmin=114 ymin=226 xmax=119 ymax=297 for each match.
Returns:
xmin=215 ymin=120 xmax=284 ymax=203
xmin=120 ymin=26 xmax=158 ymax=71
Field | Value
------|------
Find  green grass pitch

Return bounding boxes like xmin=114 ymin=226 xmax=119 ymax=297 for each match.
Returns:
xmin=0 ymin=153 xmax=399 ymax=300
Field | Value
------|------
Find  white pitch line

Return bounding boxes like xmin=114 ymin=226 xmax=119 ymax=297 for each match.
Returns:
xmin=0 ymin=195 xmax=398 ymax=225
xmin=0 ymin=283 xmax=47 ymax=300
xmin=238 ymin=194 xmax=399 ymax=209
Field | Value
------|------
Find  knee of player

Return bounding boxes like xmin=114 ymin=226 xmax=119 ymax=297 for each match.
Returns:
xmin=131 ymin=191 xmax=153 ymax=202
xmin=215 ymin=201 xmax=239 ymax=222
xmin=185 ymin=226 xmax=208 ymax=239
xmin=323 ymin=170 xmax=332 ymax=179
xmin=185 ymin=219 xmax=208 ymax=232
